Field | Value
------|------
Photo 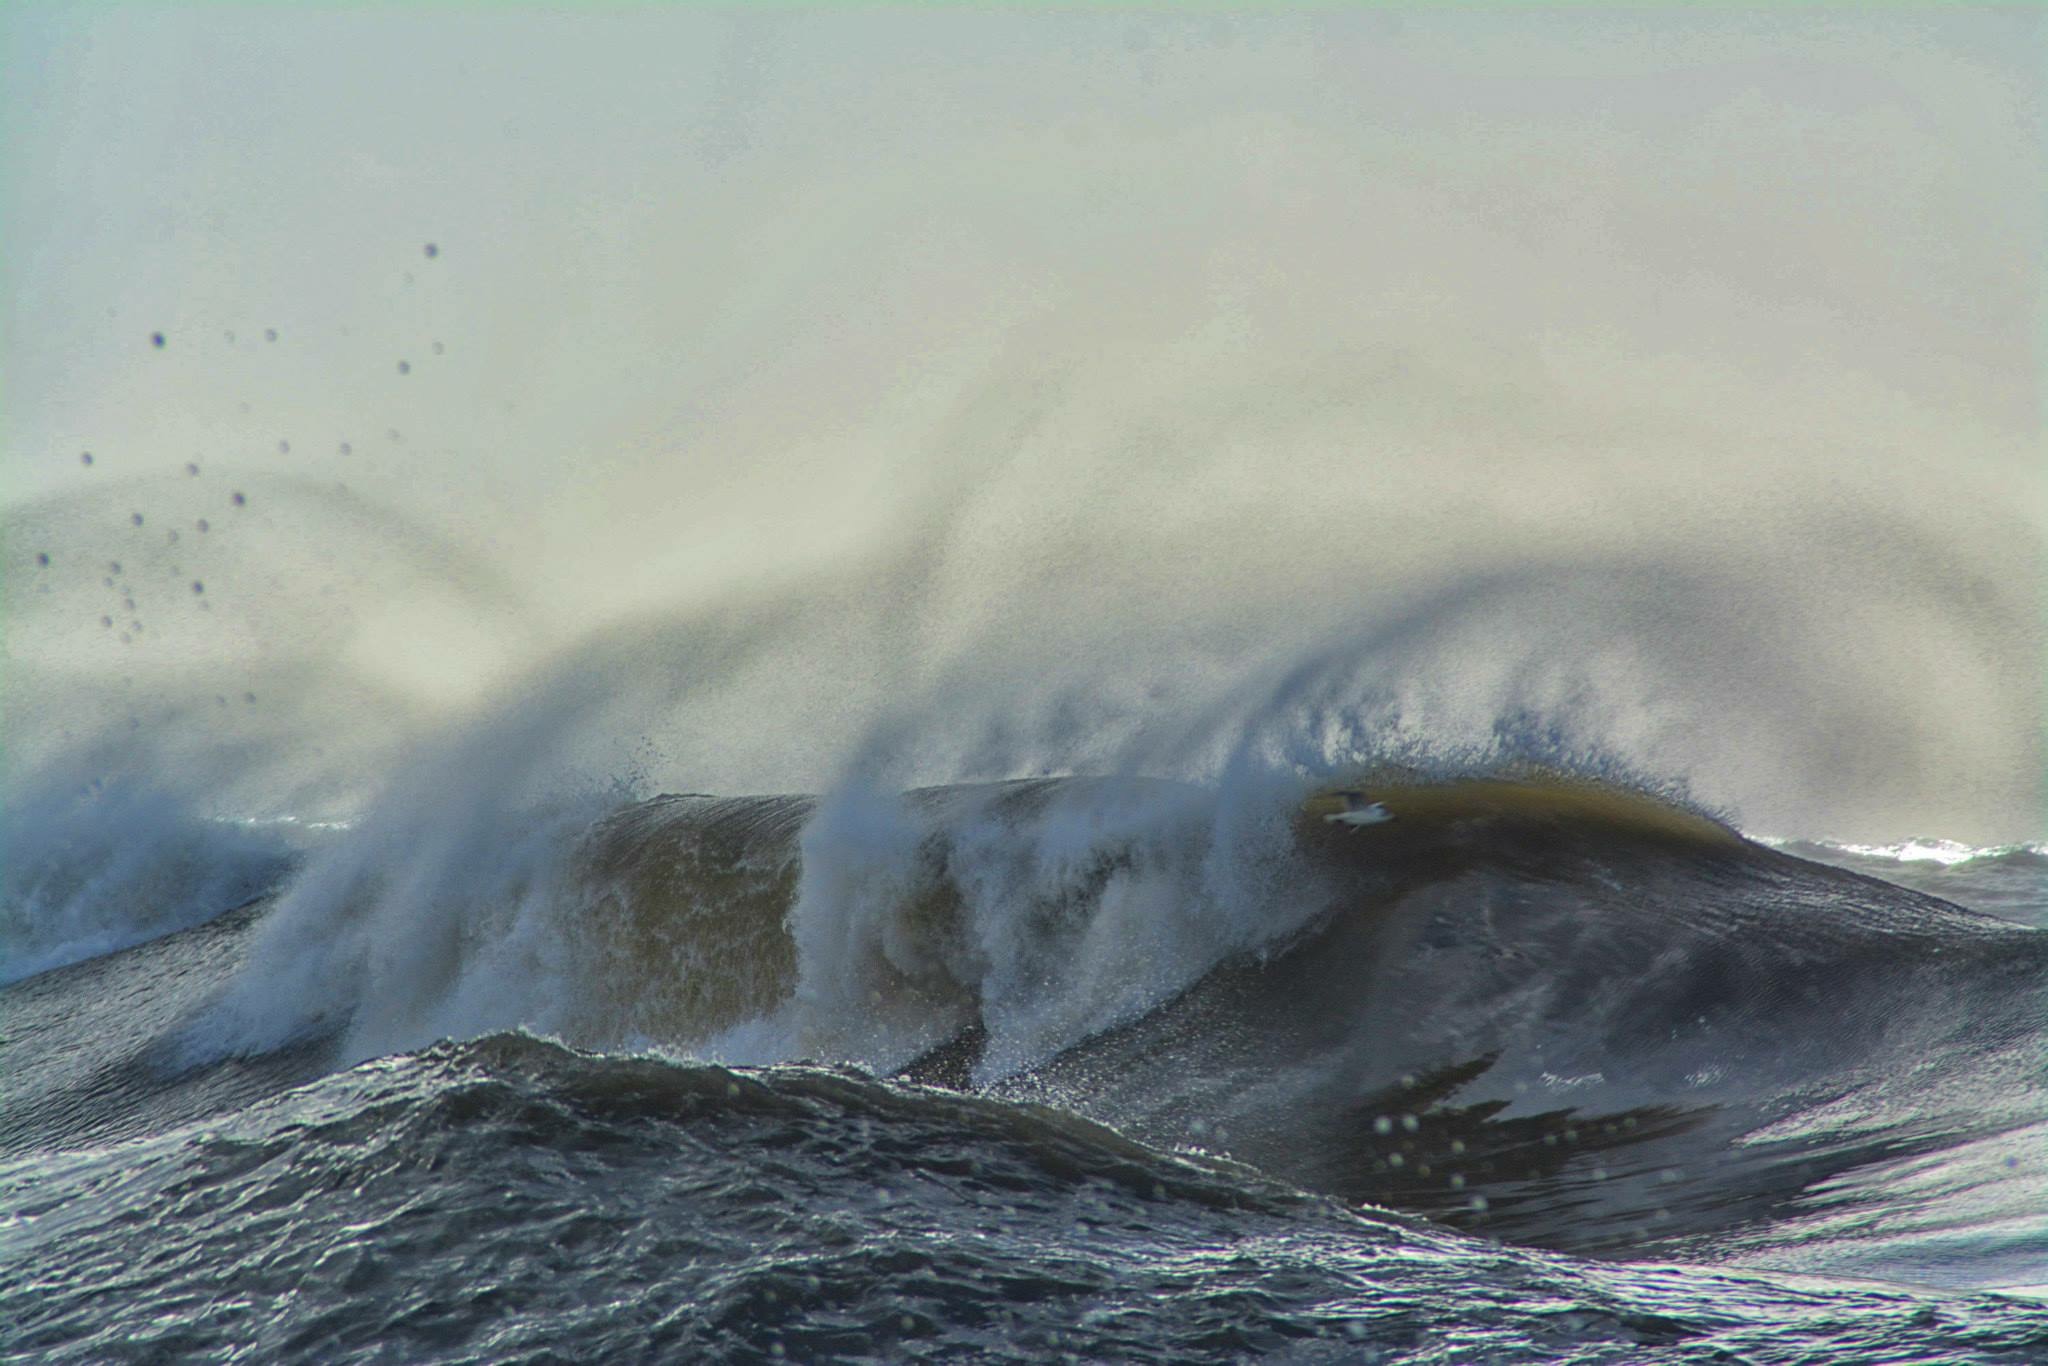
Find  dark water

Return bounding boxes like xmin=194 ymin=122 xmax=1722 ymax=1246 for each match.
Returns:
xmin=5 ymin=777 xmax=2048 ymax=1363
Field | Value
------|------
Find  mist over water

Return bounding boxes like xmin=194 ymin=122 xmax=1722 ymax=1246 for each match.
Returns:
xmin=4 ymin=8 xmax=2040 ymax=850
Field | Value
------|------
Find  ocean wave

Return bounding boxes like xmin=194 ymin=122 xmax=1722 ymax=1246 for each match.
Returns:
xmin=137 ymin=763 xmax=2048 ymax=1275
xmin=1770 ymin=837 xmax=2048 ymax=870
xmin=1 ymin=752 xmax=301 ymax=985
xmin=1766 ymin=838 xmax=2048 ymax=929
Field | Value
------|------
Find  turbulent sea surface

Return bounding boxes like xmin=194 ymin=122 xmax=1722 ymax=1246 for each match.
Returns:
xmin=6 ymin=8 xmax=2042 ymax=1362
xmin=6 ymin=770 xmax=2046 ymax=1363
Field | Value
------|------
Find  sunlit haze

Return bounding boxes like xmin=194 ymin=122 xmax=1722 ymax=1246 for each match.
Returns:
xmin=4 ymin=7 xmax=2041 ymax=839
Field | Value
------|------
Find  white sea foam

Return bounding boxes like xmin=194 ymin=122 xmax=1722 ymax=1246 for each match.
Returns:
xmin=185 ymin=671 xmax=626 ymax=1063
xmin=1823 ymin=839 xmax=2047 ymax=868
xmin=1 ymin=744 xmax=302 ymax=985
xmin=756 ymin=771 xmax=1309 ymax=1081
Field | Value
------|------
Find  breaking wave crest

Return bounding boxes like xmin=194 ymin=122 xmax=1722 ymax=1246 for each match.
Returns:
xmin=1 ymin=747 xmax=300 ymax=985
xmin=102 ymin=751 xmax=2035 ymax=1279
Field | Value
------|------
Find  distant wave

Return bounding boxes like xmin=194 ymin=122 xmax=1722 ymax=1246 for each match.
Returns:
xmin=1769 ymin=837 xmax=2047 ymax=870
xmin=1764 ymin=837 xmax=2048 ymax=929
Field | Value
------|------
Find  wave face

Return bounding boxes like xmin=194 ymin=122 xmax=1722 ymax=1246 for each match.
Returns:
xmin=552 ymin=775 xmax=2047 ymax=1282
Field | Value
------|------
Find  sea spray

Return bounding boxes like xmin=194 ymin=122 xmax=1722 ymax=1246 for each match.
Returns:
xmin=188 ymin=675 xmax=626 ymax=1064
xmin=1 ymin=740 xmax=300 ymax=984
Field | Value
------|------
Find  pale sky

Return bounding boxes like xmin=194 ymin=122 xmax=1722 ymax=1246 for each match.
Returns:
xmin=3 ymin=7 xmax=2041 ymax=839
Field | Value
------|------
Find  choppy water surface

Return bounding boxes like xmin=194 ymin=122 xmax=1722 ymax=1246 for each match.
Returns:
xmin=6 ymin=775 xmax=2046 ymax=1363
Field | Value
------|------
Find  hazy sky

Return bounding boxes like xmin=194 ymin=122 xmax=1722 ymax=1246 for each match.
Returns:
xmin=3 ymin=7 xmax=2041 ymax=838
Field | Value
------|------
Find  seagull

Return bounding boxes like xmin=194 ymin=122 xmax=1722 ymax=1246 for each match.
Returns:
xmin=1323 ymin=791 xmax=1394 ymax=827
